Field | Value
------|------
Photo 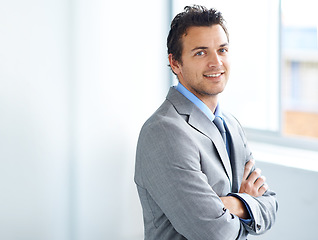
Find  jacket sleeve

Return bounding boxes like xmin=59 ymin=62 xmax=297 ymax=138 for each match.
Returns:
xmin=233 ymin=191 xmax=278 ymax=235
xmin=230 ymin=113 xmax=279 ymax=235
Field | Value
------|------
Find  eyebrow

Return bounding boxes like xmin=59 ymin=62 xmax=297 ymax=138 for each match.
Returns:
xmin=191 ymin=43 xmax=229 ymax=52
xmin=191 ymin=46 xmax=208 ymax=52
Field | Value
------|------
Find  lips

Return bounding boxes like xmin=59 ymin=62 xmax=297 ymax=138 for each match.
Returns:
xmin=203 ymin=71 xmax=224 ymax=78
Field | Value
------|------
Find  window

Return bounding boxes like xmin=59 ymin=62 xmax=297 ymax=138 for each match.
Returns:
xmin=171 ymin=0 xmax=318 ymax=150
xmin=281 ymin=0 xmax=318 ymax=139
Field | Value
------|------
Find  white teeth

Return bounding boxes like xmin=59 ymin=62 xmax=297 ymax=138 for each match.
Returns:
xmin=205 ymin=73 xmax=222 ymax=77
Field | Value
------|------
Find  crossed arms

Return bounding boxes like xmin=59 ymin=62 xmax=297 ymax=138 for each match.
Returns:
xmin=221 ymin=159 xmax=269 ymax=219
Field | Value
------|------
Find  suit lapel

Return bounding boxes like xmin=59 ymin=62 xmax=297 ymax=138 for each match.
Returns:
xmin=166 ymin=88 xmax=233 ymax=186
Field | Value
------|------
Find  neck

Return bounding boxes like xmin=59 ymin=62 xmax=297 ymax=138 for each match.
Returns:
xmin=201 ymin=97 xmax=218 ymax=113
xmin=176 ymin=81 xmax=219 ymax=113
xmin=192 ymin=91 xmax=218 ymax=113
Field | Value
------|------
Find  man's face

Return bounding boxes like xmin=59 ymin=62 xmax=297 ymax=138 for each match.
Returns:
xmin=170 ymin=25 xmax=230 ymax=103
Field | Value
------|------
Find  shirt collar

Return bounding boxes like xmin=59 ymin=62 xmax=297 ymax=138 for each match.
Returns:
xmin=175 ymin=82 xmax=223 ymax=122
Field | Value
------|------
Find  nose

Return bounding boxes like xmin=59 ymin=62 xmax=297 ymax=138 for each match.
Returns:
xmin=208 ymin=52 xmax=223 ymax=68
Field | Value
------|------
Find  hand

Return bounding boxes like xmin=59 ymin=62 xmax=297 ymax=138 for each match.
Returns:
xmin=220 ymin=196 xmax=249 ymax=219
xmin=220 ymin=160 xmax=268 ymax=219
xmin=239 ymin=159 xmax=268 ymax=197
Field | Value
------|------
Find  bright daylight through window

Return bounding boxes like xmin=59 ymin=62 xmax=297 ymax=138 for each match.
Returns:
xmin=281 ymin=0 xmax=318 ymax=139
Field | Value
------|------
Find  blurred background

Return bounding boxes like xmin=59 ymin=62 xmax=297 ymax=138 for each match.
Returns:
xmin=0 ymin=0 xmax=317 ymax=239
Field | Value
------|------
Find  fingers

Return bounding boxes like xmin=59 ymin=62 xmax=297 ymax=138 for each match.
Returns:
xmin=254 ymin=175 xmax=266 ymax=189
xmin=240 ymin=160 xmax=270 ymax=197
xmin=242 ymin=159 xmax=254 ymax=180
xmin=248 ymin=168 xmax=261 ymax=183
xmin=258 ymin=183 xmax=269 ymax=196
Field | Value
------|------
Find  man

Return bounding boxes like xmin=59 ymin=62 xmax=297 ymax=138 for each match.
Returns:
xmin=135 ymin=5 xmax=278 ymax=240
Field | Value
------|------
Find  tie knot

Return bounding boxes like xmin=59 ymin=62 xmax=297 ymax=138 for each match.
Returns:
xmin=213 ymin=116 xmax=226 ymax=134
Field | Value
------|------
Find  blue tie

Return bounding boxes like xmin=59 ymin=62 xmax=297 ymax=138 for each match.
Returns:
xmin=213 ymin=116 xmax=227 ymax=145
xmin=214 ymin=116 xmax=231 ymax=157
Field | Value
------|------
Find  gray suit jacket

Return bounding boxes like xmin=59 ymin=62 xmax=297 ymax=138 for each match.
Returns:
xmin=135 ymin=87 xmax=278 ymax=240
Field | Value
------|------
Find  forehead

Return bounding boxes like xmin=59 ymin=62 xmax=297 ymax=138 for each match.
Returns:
xmin=181 ymin=25 xmax=228 ymax=49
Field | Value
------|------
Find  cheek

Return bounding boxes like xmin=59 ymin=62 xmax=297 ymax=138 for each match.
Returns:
xmin=183 ymin=63 xmax=202 ymax=75
xmin=223 ymin=57 xmax=231 ymax=70
xmin=179 ymin=66 xmax=190 ymax=77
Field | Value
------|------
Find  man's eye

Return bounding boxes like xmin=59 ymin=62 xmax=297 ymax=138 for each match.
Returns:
xmin=219 ymin=48 xmax=228 ymax=53
xmin=195 ymin=51 xmax=205 ymax=56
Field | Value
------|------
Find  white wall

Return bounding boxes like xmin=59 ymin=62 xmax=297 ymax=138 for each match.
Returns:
xmin=0 ymin=0 xmax=168 ymax=239
xmin=73 ymin=1 xmax=168 ymax=239
xmin=0 ymin=1 xmax=71 ymax=239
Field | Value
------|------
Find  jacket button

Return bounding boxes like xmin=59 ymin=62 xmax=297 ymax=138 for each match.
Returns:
xmin=256 ymin=224 xmax=261 ymax=230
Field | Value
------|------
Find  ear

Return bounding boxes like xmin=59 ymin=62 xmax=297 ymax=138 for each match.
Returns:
xmin=168 ymin=54 xmax=181 ymax=75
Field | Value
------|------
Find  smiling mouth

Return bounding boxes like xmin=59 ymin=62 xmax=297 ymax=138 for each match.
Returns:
xmin=203 ymin=72 xmax=224 ymax=78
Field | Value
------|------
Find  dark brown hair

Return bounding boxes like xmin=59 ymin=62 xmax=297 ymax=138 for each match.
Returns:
xmin=167 ymin=5 xmax=229 ymax=67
